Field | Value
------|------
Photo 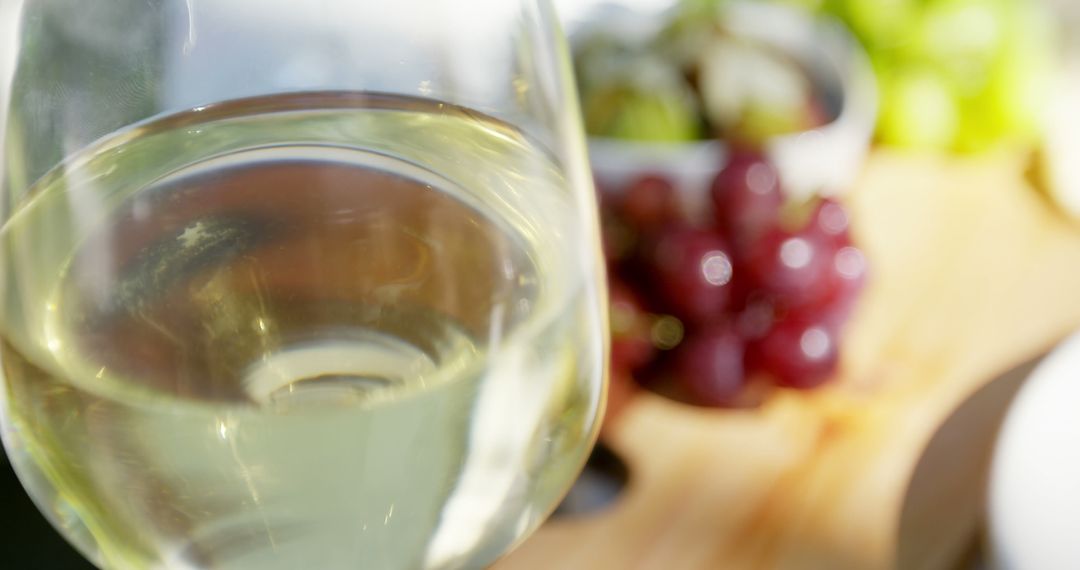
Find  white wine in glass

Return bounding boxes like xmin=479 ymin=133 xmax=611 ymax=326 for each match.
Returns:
xmin=0 ymin=2 xmax=607 ymax=569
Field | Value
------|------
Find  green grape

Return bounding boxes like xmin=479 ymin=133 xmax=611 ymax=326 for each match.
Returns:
xmin=944 ymin=1 xmax=1056 ymax=153
xmin=594 ymin=88 xmax=702 ymax=142
xmin=574 ymin=23 xmax=703 ymax=143
xmin=980 ymin=2 xmax=1056 ymax=144
xmin=838 ymin=0 xmax=918 ymax=49
xmin=580 ymin=57 xmax=702 ymax=142
xmin=737 ymin=103 xmax=815 ymax=143
xmin=772 ymin=0 xmax=827 ymax=12
xmin=878 ymin=66 xmax=960 ymax=151
xmin=907 ymin=0 xmax=1006 ymax=98
xmin=697 ymin=37 xmax=814 ymax=142
xmin=655 ymin=10 xmax=718 ymax=72
xmin=676 ymin=0 xmax=726 ymax=17
xmin=850 ymin=0 xmax=1057 ymax=152
xmin=574 ymin=31 xmax=644 ymax=93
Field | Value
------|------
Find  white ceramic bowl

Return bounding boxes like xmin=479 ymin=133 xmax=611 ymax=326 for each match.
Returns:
xmin=568 ymin=1 xmax=877 ymax=209
xmin=988 ymin=330 xmax=1080 ymax=569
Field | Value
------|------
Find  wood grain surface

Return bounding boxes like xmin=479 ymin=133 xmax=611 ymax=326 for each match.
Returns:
xmin=496 ymin=151 xmax=1080 ymax=570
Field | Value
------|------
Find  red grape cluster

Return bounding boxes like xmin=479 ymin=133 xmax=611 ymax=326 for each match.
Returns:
xmin=603 ymin=151 xmax=867 ymax=408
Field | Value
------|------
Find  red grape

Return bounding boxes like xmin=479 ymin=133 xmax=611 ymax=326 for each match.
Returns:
xmin=736 ymin=295 xmax=779 ymax=341
xmin=620 ymin=174 xmax=681 ymax=233
xmin=673 ymin=326 xmax=746 ymax=407
xmin=808 ymin=198 xmax=852 ymax=246
xmin=609 ymin=280 xmax=655 ymax=372
xmin=600 ymin=152 xmax=866 ymax=404
xmin=711 ymin=151 xmax=783 ymax=249
xmin=601 ymin=210 xmax=637 ymax=266
xmin=645 ymin=226 xmax=737 ymax=324
xmin=611 ymin=331 xmax=656 ymax=374
xmin=776 ymin=198 xmax=868 ymax=329
xmin=817 ymin=245 xmax=868 ymax=328
xmin=749 ymin=317 xmax=839 ymax=390
xmin=743 ymin=227 xmax=833 ymax=309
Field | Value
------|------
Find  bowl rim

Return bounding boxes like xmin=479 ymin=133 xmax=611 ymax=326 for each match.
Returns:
xmin=574 ymin=1 xmax=879 ymax=198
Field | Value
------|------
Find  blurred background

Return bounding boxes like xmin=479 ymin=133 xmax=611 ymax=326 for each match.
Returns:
xmin=510 ymin=0 xmax=1080 ymax=568
xmin=5 ymin=0 xmax=1080 ymax=568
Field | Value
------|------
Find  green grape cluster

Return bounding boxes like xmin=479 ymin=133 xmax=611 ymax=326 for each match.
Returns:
xmin=573 ymin=1 xmax=820 ymax=144
xmin=821 ymin=0 xmax=1058 ymax=153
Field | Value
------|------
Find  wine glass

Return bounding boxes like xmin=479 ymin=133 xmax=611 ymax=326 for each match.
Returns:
xmin=0 ymin=1 xmax=607 ymax=568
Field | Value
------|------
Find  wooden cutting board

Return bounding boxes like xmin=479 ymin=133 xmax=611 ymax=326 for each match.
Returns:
xmin=496 ymin=151 xmax=1080 ymax=570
